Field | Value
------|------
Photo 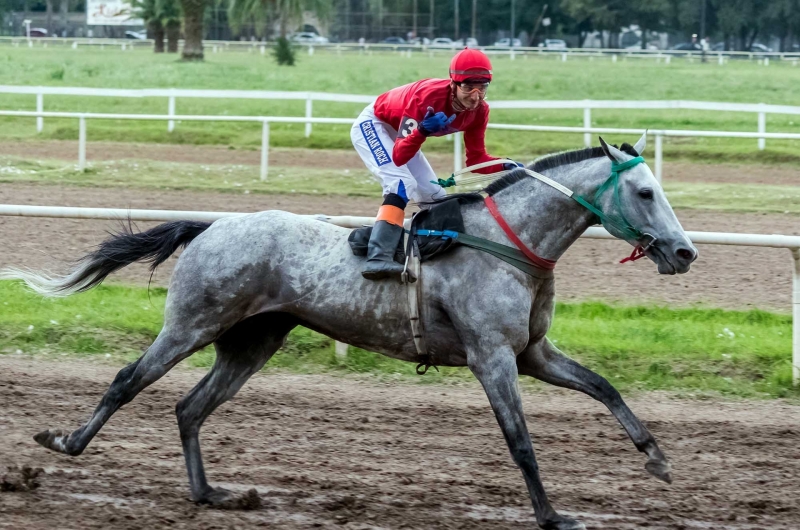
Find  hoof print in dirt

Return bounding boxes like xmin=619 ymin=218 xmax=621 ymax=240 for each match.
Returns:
xmin=206 ymin=488 xmax=262 ymax=510
xmin=1 ymin=465 xmax=44 ymax=492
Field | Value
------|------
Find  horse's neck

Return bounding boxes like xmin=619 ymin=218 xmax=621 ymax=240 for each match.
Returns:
xmin=464 ymin=160 xmax=607 ymax=261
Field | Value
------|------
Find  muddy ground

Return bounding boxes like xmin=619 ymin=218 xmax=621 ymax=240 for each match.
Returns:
xmin=0 ymin=182 xmax=798 ymax=310
xmin=1 ymin=356 xmax=799 ymax=530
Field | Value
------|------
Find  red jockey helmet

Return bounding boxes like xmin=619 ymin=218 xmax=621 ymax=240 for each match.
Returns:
xmin=449 ymin=48 xmax=493 ymax=83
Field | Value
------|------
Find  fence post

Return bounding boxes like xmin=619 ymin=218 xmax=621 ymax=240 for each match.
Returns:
xmin=654 ymin=133 xmax=663 ymax=184
xmin=453 ymin=131 xmax=463 ymax=172
xmin=583 ymin=105 xmax=591 ymax=147
xmin=36 ymin=92 xmax=43 ymax=133
xmin=757 ymin=107 xmax=766 ymax=150
xmin=792 ymin=248 xmax=800 ymax=386
xmin=305 ymin=97 xmax=313 ymax=138
xmin=260 ymin=120 xmax=270 ymax=181
xmin=167 ymin=95 xmax=176 ymax=133
xmin=335 ymin=341 xmax=348 ymax=360
xmin=78 ymin=116 xmax=86 ymax=171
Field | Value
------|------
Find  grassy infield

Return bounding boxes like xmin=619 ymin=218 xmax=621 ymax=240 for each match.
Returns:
xmin=0 ymin=48 xmax=798 ymax=398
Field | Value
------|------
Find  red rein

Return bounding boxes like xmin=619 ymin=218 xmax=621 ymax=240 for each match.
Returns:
xmin=484 ymin=196 xmax=646 ymax=268
xmin=484 ymin=196 xmax=557 ymax=271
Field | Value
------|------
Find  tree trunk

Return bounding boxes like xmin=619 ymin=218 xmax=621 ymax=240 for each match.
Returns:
xmin=428 ymin=0 xmax=434 ymax=39
xmin=279 ymin=13 xmax=287 ymax=38
xmin=470 ymin=0 xmax=476 ymax=39
xmin=166 ymin=21 xmax=180 ymax=53
xmin=180 ymin=0 xmax=205 ymax=60
xmin=152 ymin=21 xmax=165 ymax=53
xmin=59 ymin=0 xmax=68 ymax=37
xmin=641 ymin=28 xmax=647 ymax=50
xmin=45 ymin=0 xmax=53 ymax=35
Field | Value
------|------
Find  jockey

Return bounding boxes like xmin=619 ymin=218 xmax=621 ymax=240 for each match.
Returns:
xmin=351 ymin=48 xmax=522 ymax=281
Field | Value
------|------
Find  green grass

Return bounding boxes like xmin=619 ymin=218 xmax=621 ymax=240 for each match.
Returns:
xmin=1 ymin=48 xmax=800 ymax=164
xmin=0 ymin=280 xmax=795 ymax=399
xmin=2 ymin=156 xmax=799 ymax=215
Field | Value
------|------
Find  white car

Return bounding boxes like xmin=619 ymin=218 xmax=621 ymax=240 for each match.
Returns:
xmin=543 ymin=39 xmax=567 ymax=50
xmin=430 ymin=37 xmax=456 ymax=48
xmin=494 ymin=38 xmax=522 ymax=47
xmin=454 ymin=37 xmax=479 ymax=48
xmin=291 ymin=32 xmax=329 ymax=45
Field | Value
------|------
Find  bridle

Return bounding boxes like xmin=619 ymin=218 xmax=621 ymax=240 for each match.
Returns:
xmin=432 ymin=156 xmax=657 ymax=267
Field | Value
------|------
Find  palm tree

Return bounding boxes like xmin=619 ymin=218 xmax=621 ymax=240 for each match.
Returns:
xmin=228 ymin=0 xmax=331 ymax=39
xmin=132 ymin=0 xmax=165 ymax=52
xmin=159 ymin=0 xmax=182 ymax=52
xmin=180 ymin=0 xmax=206 ymax=59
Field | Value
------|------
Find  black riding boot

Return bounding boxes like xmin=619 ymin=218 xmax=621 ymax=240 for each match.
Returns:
xmin=362 ymin=221 xmax=406 ymax=281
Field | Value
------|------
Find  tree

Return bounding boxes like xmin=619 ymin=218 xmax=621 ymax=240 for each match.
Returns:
xmin=133 ymin=0 xmax=165 ymax=52
xmin=181 ymin=0 xmax=207 ymax=59
xmin=228 ymin=0 xmax=331 ymax=39
xmin=160 ymin=0 xmax=183 ymax=53
xmin=628 ymin=0 xmax=670 ymax=49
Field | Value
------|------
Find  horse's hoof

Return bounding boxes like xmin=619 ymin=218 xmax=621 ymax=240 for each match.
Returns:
xmin=33 ymin=429 xmax=75 ymax=455
xmin=198 ymin=487 xmax=261 ymax=510
xmin=540 ymin=515 xmax=586 ymax=530
xmin=645 ymin=458 xmax=673 ymax=484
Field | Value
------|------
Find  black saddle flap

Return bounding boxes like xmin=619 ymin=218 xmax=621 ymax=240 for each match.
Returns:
xmin=348 ymin=198 xmax=466 ymax=263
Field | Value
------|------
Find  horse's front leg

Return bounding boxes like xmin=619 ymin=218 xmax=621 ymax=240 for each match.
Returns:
xmin=517 ymin=338 xmax=672 ymax=483
xmin=469 ymin=346 xmax=585 ymax=530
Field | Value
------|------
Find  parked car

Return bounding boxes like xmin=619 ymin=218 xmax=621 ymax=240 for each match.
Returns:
xmin=543 ymin=39 xmax=567 ymax=50
xmin=671 ymin=42 xmax=701 ymax=51
xmin=749 ymin=43 xmax=772 ymax=53
xmin=454 ymin=37 xmax=479 ymax=48
xmin=291 ymin=32 xmax=329 ymax=44
xmin=28 ymin=28 xmax=48 ymax=37
xmin=625 ymin=42 xmax=659 ymax=50
xmin=430 ymin=37 xmax=456 ymax=48
xmin=494 ymin=38 xmax=522 ymax=47
xmin=125 ymin=30 xmax=147 ymax=40
xmin=381 ymin=37 xmax=406 ymax=45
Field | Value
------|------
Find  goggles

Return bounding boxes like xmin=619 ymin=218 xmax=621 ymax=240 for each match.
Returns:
xmin=457 ymin=81 xmax=490 ymax=95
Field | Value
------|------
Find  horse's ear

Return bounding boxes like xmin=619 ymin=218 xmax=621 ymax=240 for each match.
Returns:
xmin=598 ymin=136 xmax=628 ymax=163
xmin=633 ymin=131 xmax=647 ymax=155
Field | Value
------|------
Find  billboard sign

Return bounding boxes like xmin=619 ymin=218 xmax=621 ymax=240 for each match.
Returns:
xmin=87 ymin=0 xmax=144 ymax=26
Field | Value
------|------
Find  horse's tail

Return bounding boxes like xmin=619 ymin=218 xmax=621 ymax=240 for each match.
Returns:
xmin=0 ymin=220 xmax=211 ymax=297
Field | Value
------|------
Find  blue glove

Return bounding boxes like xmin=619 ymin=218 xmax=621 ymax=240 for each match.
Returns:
xmin=419 ymin=106 xmax=456 ymax=136
xmin=503 ymin=161 xmax=525 ymax=171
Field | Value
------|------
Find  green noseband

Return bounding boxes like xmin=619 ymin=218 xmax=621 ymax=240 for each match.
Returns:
xmin=572 ymin=156 xmax=646 ymax=242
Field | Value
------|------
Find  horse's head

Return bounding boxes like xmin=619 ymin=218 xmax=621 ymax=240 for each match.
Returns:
xmin=592 ymin=134 xmax=697 ymax=275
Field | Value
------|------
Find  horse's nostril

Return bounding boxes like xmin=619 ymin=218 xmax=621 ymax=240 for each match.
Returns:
xmin=676 ymin=248 xmax=695 ymax=261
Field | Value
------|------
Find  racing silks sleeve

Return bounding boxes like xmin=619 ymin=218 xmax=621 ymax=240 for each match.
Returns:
xmin=464 ymin=107 xmax=502 ymax=174
xmin=391 ymin=96 xmax=428 ymax=167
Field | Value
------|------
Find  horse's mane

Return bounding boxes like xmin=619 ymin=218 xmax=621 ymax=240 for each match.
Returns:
xmin=427 ymin=143 xmax=639 ymax=206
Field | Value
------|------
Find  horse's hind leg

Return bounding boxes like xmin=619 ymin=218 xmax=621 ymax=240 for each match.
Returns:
xmin=34 ymin=324 xmax=217 ymax=456
xmin=175 ymin=313 xmax=296 ymax=505
xmin=517 ymin=338 xmax=672 ymax=483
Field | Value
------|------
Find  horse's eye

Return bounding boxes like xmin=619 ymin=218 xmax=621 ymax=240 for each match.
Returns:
xmin=638 ymin=188 xmax=654 ymax=200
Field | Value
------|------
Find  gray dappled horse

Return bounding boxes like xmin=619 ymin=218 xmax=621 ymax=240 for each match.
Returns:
xmin=3 ymin=136 xmax=696 ymax=530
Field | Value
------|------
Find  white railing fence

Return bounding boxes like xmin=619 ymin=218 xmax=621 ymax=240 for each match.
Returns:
xmin=2 ymin=36 xmax=800 ymax=64
xmin=3 ymin=109 xmax=800 ymax=183
xmin=0 ymin=203 xmax=797 ymax=385
xmin=2 ymin=86 xmax=798 ymax=152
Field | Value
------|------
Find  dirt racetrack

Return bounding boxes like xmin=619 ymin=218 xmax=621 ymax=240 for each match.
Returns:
xmin=1 ymin=356 xmax=799 ymax=530
xmin=1 ymin=182 xmax=798 ymax=311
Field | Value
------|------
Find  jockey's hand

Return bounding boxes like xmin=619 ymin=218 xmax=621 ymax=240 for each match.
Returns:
xmin=419 ymin=107 xmax=456 ymax=136
xmin=503 ymin=161 xmax=525 ymax=171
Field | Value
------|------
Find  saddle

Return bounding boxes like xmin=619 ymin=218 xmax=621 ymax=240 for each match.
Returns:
xmin=347 ymin=198 xmax=465 ymax=264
